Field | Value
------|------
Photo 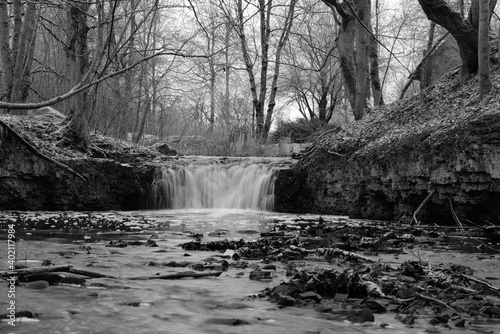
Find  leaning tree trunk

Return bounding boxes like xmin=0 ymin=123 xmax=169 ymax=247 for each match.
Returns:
xmin=417 ymin=0 xmax=496 ymax=83
xmin=65 ymin=0 xmax=91 ymax=150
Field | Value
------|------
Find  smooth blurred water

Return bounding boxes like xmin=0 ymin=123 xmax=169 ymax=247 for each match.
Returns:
xmin=148 ymin=162 xmax=277 ymax=211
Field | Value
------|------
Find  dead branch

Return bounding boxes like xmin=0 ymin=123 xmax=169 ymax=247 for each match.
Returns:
xmin=128 ymin=271 xmax=223 ymax=280
xmin=415 ymin=292 xmax=467 ymax=317
xmin=462 ymin=275 xmax=500 ymax=294
xmin=411 ymin=189 xmax=436 ymax=225
xmin=0 ymin=265 xmax=117 ymax=279
xmin=68 ymin=268 xmax=118 ymax=279
xmin=0 ymin=265 xmax=72 ymax=277
xmin=0 ymin=119 xmax=87 ymax=182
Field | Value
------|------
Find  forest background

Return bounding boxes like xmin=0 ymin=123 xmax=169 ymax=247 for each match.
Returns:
xmin=0 ymin=0 xmax=499 ymax=155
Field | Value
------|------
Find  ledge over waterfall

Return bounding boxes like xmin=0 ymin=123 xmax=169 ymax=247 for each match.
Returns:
xmin=275 ymin=69 xmax=500 ymax=224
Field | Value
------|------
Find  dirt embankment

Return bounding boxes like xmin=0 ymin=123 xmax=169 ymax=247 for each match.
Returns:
xmin=275 ymin=69 xmax=500 ymax=225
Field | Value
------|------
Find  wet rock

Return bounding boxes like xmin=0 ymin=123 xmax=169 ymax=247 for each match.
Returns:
xmin=277 ymin=295 xmax=296 ymax=307
xmin=24 ymin=280 xmax=50 ymax=290
xmin=205 ymin=317 xmax=250 ymax=326
xmin=249 ymin=270 xmax=272 ymax=281
xmin=59 ymin=277 xmax=86 ymax=286
xmin=106 ymin=240 xmax=128 ymax=248
xmin=299 ymin=291 xmax=322 ymax=303
xmin=346 ymin=308 xmax=374 ymax=323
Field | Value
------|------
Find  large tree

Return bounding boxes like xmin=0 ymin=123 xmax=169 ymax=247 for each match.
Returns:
xmin=417 ymin=0 xmax=497 ymax=83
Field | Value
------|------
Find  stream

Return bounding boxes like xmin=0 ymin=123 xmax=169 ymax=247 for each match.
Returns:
xmin=1 ymin=209 xmax=500 ymax=334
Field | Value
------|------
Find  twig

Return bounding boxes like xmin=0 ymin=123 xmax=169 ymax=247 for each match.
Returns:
xmin=0 ymin=120 xmax=87 ymax=182
xmin=411 ymin=189 xmax=436 ymax=225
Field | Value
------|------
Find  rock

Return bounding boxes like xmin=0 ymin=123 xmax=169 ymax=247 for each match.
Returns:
xmin=299 ymin=291 xmax=322 ymax=303
xmin=277 ymin=295 xmax=296 ymax=307
xmin=156 ymin=144 xmax=177 ymax=156
xmin=205 ymin=318 xmax=250 ymax=326
xmin=346 ymin=308 xmax=374 ymax=323
xmin=24 ymin=280 xmax=50 ymax=290
xmin=249 ymin=269 xmax=272 ymax=281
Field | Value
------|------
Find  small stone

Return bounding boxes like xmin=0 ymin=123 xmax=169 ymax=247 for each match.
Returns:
xmin=454 ymin=319 xmax=466 ymax=328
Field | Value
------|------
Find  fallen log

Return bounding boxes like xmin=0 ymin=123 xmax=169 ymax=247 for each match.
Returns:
xmin=128 ymin=271 xmax=223 ymax=280
xmin=0 ymin=265 xmax=117 ymax=279
xmin=0 ymin=265 xmax=72 ymax=277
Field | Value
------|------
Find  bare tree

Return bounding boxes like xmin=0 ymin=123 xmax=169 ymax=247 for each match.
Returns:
xmin=0 ymin=0 xmax=39 ymax=106
xmin=229 ymin=0 xmax=297 ymax=140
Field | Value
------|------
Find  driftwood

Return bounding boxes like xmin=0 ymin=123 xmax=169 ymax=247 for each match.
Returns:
xmin=0 ymin=265 xmax=117 ymax=279
xmin=0 ymin=119 xmax=87 ymax=182
xmin=462 ymin=275 xmax=500 ymax=294
xmin=415 ymin=292 xmax=467 ymax=317
xmin=0 ymin=265 xmax=73 ymax=277
xmin=1 ymin=266 xmax=222 ymax=282
xmin=128 ymin=271 xmax=223 ymax=280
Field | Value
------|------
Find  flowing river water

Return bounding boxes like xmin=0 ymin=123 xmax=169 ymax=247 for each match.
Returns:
xmin=1 ymin=160 xmax=499 ymax=334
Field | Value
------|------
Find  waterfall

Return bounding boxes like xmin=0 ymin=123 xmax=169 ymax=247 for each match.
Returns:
xmin=149 ymin=163 xmax=277 ymax=211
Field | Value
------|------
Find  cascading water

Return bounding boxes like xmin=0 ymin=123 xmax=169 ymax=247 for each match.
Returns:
xmin=148 ymin=162 xmax=277 ymax=211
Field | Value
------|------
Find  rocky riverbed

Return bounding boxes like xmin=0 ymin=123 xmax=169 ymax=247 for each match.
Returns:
xmin=1 ymin=210 xmax=499 ymax=333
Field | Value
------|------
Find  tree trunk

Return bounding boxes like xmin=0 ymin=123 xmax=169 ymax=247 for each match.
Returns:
xmin=236 ymin=0 xmax=259 ymax=136
xmin=0 ymin=0 xmax=13 ymax=101
xmin=420 ymin=21 xmax=435 ymax=90
xmin=263 ymin=0 xmax=296 ymax=139
xmin=65 ymin=0 xmax=91 ymax=150
xmin=354 ymin=0 xmax=369 ymax=120
xmin=11 ymin=0 xmax=38 ymax=103
xmin=367 ymin=0 xmax=384 ymax=106
xmin=329 ymin=1 xmax=356 ymax=111
xmin=478 ymin=0 xmax=491 ymax=98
